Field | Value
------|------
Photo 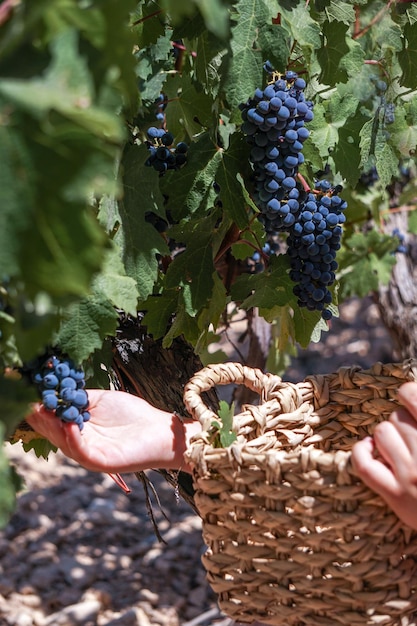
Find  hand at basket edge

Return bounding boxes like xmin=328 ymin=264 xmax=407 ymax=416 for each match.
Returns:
xmin=352 ymin=382 xmax=417 ymax=530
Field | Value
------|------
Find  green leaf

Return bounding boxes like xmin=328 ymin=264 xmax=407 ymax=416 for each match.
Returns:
xmin=338 ymin=231 xmax=397 ymax=299
xmin=231 ymin=256 xmax=293 ymax=310
xmin=162 ymin=132 xmax=250 ymax=229
xmin=399 ymin=22 xmax=417 ymax=89
xmin=92 ymin=244 xmax=139 ymax=316
xmin=21 ymin=203 xmax=107 ymax=299
xmin=117 ymin=143 xmax=169 ymax=300
xmin=216 ymin=134 xmax=251 ymax=229
xmin=390 ymin=100 xmax=417 ymax=157
xmin=0 ymin=30 xmax=125 ymax=143
xmin=165 ymin=220 xmax=216 ymax=312
xmin=317 ymin=21 xmax=350 ymax=85
xmin=359 ymin=114 xmax=399 ymax=187
xmin=164 ymin=73 xmax=214 ymax=137
xmin=22 ymin=438 xmax=57 ymax=460
xmin=140 ymin=291 xmax=178 ymax=340
xmin=0 ymin=429 xmax=18 ymax=528
xmin=279 ymin=4 xmax=321 ymax=50
xmin=0 ymin=123 xmax=34 ymax=279
xmin=222 ymin=0 xmax=276 ymax=111
xmin=306 ymin=102 xmax=339 ymax=162
xmin=55 ymin=289 xmax=118 ymax=364
xmin=0 ymin=376 xmax=38 ymax=440
xmin=257 ymin=24 xmax=291 ymax=73
xmin=161 ymin=133 xmax=220 ymax=220
xmin=211 ymin=400 xmax=237 ymax=448
xmin=162 ymin=304 xmax=201 ymax=348
xmin=324 ymin=1 xmax=355 ymax=25
xmin=332 ymin=109 xmax=369 ymax=185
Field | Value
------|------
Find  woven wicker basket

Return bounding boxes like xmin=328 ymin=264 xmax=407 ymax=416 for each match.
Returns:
xmin=183 ymin=360 xmax=417 ymax=626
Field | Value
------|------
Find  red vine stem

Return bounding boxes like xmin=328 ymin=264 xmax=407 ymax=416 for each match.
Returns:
xmin=353 ymin=0 xmax=395 ymax=40
xmin=131 ymin=9 xmax=163 ymax=26
xmin=108 ymin=473 xmax=131 ymax=494
xmin=380 ymin=204 xmax=417 ymax=217
xmin=364 ymin=59 xmax=390 ymax=80
xmin=296 ymin=172 xmax=311 ymax=193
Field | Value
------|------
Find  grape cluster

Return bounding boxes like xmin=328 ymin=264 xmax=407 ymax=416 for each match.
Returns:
xmin=241 ymin=63 xmax=347 ymax=320
xmin=240 ymin=63 xmax=313 ymax=234
xmin=31 ymin=355 xmax=90 ymax=430
xmin=392 ymin=228 xmax=407 ymax=254
xmin=287 ymin=181 xmax=346 ymax=319
xmin=145 ymin=127 xmax=188 ymax=174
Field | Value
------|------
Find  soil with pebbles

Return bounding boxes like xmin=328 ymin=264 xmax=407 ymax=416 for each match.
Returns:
xmin=0 ymin=297 xmax=395 ymax=626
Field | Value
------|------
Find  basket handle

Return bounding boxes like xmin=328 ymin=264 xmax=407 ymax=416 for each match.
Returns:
xmin=183 ymin=362 xmax=277 ymax=427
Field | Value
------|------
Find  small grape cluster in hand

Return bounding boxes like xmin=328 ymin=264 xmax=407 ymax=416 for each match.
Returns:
xmin=145 ymin=127 xmax=188 ymax=174
xmin=31 ymin=355 xmax=90 ymax=431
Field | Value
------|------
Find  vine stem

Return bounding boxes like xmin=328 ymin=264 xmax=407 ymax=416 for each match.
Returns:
xmin=380 ymin=204 xmax=417 ymax=217
xmin=353 ymin=0 xmax=395 ymax=40
xmin=296 ymin=172 xmax=311 ymax=192
xmin=364 ymin=59 xmax=390 ymax=81
xmin=108 ymin=473 xmax=132 ymax=494
xmin=131 ymin=9 xmax=163 ymax=26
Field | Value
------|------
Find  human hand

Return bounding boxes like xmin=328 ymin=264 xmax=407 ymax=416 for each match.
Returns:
xmin=352 ymin=382 xmax=417 ymax=530
xmin=25 ymin=389 xmax=201 ymax=474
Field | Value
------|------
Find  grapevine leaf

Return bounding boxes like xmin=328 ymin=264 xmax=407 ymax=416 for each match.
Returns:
xmin=22 ymin=438 xmax=57 ymax=460
xmin=399 ymin=22 xmax=417 ymax=89
xmin=257 ymin=24 xmax=290 ymax=73
xmin=0 ymin=123 xmax=34 ymax=278
xmin=375 ymin=142 xmax=399 ymax=189
xmin=390 ymin=100 xmax=417 ymax=157
xmin=308 ymin=103 xmax=339 ymax=159
xmin=0 ymin=376 xmax=37 ymax=439
xmin=216 ymin=134 xmax=251 ymax=229
xmin=338 ymin=231 xmax=397 ymax=299
xmin=197 ymin=272 xmax=229 ymax=342
xmin=162 ymin=0 xmax=229 ymax=39
xmin=0 ymin=428 xmax=18 ymax=528
xmin=164 ymin=73 xmax=214 ymax=138
xmin=21 ymin=202 xmax=107 ymax=300
xmin=292 ymin=307 xmax=328 ymax=349
xmin=0 ymin=31 xmax=125 ymax=143
xmin=165 ymin=220 xmax=216 ymax=312
xmin=213 ymin=400 xmax=237 ymax=448
xmin=317 ymin=21 xmax=350 ymax=85
xmin=279 ymin=4 xmax=321 ymax=50
xmin=194 ymin=30 xmax=229 ymax=98
xmin=140 ymin=291 xmax=178 ymax=340
xmin=162 ymin=304 xmax=200 ymax=348
xmin=231 ymin=256 xmax=293 ymax=310
xmin=222 ymin=0 xmax=276 ymax=111
xmin=92 ymin=244 xmax=139 ymax=316
xmin=333 ymin=109 xmax=369 ymax=186
xmin=132 ymin=3 xmax=166 ymax=48
xmin=324 ymin=1 xmax=355 ymax=25
xmin=408 ymin=209 xmax=417 ymax=234
xmin=161 ymin=133 xmax=220 ymax=220
xmin=117 ymin=143 xmax=169 ymax=300
xmin=55 ymin=289 xmax=118 ymax=364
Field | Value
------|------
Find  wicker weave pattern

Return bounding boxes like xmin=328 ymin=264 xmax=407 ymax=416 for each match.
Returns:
xmin=183 ymin=360 xmax=417 ymax=625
